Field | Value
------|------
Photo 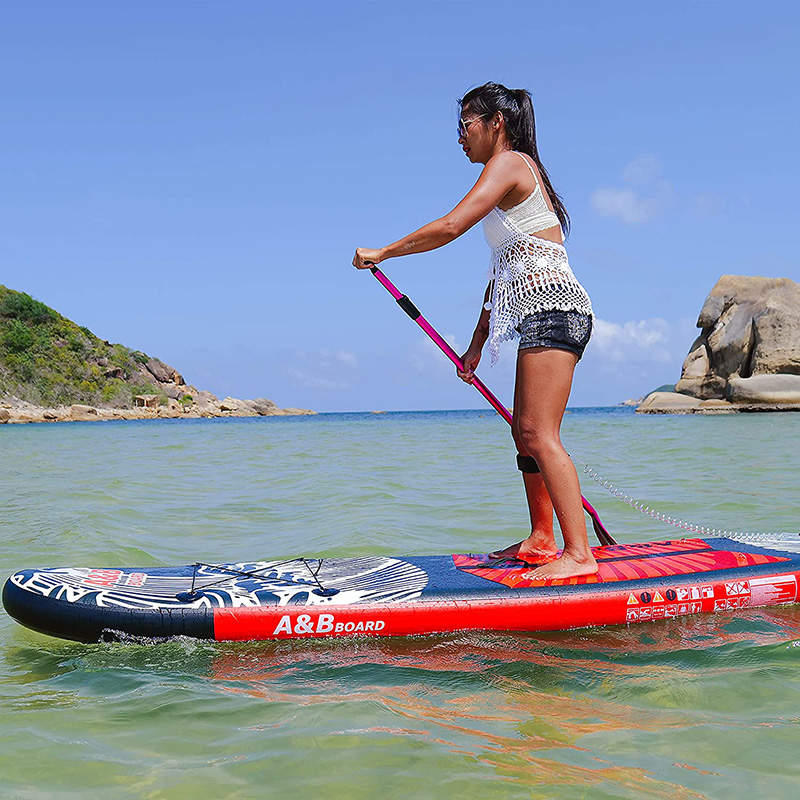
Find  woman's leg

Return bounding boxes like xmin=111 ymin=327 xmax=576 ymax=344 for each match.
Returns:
xmin=490 ymin=408 xmax=557 ymax=562
xmin=490 ymin=472 xmax=558 ymax=560
xmin=508 ymin=346 xmax=597 ymax=579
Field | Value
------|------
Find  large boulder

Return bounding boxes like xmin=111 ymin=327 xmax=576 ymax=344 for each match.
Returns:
xmin=219 ymin=397 xmax=258 ymax=416
xmin=144 ymin=358 xmax=185 ymax=386
xmin=670 ymin=275 xmax=800 ymax=409
xmin=70 ymin=404 xmax=99 ymax=421
xmin=751 ymin=301 xmax=800 ymax=375
xmin=636 ymin=392 xmax=702 ymax=414
xmin=675 ymin=338 xmax=726 ymax=399
xmin=695 ymin=275 xmax=780 ymax=328
xmin=161 ymin=383 xmax=185 ymax=400
xmin=704 ymin=301 xmax=756 ymax=380
xmin=726 ymin=374 xmax=800 ymax=404
xmin=246 ymin=397 xmax=280 ymax=416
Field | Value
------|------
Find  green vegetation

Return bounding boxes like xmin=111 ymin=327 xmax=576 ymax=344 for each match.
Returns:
xmin=0 ymin=285 xmax=160 ymax=408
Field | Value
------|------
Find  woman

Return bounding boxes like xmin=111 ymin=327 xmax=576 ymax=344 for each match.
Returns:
xmin=353 ymin=82 xmax=597 ymax=580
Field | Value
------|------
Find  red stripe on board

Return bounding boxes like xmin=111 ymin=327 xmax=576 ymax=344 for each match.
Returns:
xmin=212 ymin=570 xmax=800 ymax=641
xmin=603 ymin=562 xmax=630 ymax=581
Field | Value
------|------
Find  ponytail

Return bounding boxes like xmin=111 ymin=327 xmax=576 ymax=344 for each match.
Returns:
xmin=460 ymin=82 xmax=570 ymax=237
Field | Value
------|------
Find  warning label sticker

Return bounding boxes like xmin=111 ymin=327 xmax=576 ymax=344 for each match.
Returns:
xmin=626 ymin=600 xmax=702 ymax=622
xmin=725 ymin=581 xmax=750 ymax=597
xmin=676 ymin=585 xmax=713 ymax=602
xmin=714 ymin=596 xmax=749 ymax=612
xmin=749 ymin=575 xmax=797 ymax=607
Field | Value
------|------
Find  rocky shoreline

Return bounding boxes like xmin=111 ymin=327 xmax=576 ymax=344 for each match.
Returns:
xmin=0 ymin=390 xmax=315 ymax=424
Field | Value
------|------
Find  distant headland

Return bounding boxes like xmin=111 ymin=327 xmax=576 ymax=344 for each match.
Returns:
xmin=0 ymin=285 xmax=314 ymax=424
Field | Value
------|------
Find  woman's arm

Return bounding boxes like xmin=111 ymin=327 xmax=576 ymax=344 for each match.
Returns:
xmin=457 ymin=283 xmax=492 ymax=383
xmin=471 ymin=283 xmax=491 ymax=344
xmin=353 ymin=151 xmax=522 ymax=269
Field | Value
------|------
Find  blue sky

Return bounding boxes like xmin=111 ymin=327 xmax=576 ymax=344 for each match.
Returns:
xmin=2 ymin=0 xmax=798 ymax=411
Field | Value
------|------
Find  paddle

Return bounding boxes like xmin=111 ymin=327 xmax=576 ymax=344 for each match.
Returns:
xmin=368 ymin=265 xmax=617 ymax=547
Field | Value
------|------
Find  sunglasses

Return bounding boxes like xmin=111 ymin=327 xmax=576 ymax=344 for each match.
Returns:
xmin=457 ymin=114 xmax=488 ymax=138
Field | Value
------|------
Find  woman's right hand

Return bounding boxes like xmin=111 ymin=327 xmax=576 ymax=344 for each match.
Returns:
xmin=353 ymin=248 xmax=384 ymax=270
xmin=457 ymin=343 xmax=483 ymax=384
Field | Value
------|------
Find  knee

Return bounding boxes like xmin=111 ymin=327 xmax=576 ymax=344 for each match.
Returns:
xmin=511 ymin=420 xmax=526 ymax=452
xmin=515 ymin=418 xmax=558 ymax=460
xmin=512 ymin=418 xmax=536 ymax=455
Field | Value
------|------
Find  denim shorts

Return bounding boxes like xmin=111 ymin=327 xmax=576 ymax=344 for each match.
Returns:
xmin=516 ymin=310 xmax=593 ymax=361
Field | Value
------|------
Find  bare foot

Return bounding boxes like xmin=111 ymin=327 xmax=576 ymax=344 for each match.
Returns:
xmin=523 ymin=551 xmax=598 ymax=581
xmin=490 ymin=533 xmax=558 ymax=564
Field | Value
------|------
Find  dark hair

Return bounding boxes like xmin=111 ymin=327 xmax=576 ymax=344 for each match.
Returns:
xmin=460 ymin=82 xmax=570 ymax=237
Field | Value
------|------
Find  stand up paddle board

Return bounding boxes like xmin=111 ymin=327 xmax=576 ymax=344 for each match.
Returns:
xmin=4 ymin=534 xmax=800 ymax=643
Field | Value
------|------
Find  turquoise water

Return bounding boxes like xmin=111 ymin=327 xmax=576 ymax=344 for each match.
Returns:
xmin=1 ymin=409 xmax=800 ymax=798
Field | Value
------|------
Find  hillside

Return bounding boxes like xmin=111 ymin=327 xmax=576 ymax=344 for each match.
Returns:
xmin=0 ymin=284 xmax=191 ymax=408
xmin=0 ymin=285 xmax=313 ymax=422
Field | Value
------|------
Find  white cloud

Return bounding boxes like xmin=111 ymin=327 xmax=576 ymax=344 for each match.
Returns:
xmin=588 ymin=317 xmax=674 ymax=364
xmin=621 ymin=154 xmax=663 ymax=186
xmin=404 ymin=318 xmax=698 ymax=376
xmin=334 ymin=349 xmax=358 ymax=367
xmin=407 ymin=333 xmax=464 ymax=376
xmin=574 ymin=317 xmax=698 ymax=404
xmin=591 ymin=155 xmax=675 ymax=225
xmin=590 ymin=188 xmax=661 ymax=225
xmin=284 ymin=348 xmax=358 ymax=391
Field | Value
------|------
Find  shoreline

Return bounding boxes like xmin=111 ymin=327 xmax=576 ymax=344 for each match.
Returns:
xmin=635 ymin=391 xmax=800 ymax=415
xmin=0 ymin=395 xmax=315 ymax=425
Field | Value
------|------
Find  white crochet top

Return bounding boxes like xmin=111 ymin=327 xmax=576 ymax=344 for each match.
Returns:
xmin=482 ymin=153 xmax=593 ymax=364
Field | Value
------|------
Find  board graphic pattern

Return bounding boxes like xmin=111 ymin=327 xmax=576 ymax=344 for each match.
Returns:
xmin=5 ymin=556 xmax=428 ymax=611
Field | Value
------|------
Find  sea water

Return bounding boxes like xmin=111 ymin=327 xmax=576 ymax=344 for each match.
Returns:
xmin=1 ymin=409 xmax=799 ymax=799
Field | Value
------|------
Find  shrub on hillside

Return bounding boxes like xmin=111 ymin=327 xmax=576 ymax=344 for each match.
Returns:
xmin=0 ymin=292 xmax=55 ymax=325
xmin=3 ymin=320 xmax=34 ymax=353
xmin=0 ymin=285 xmax=160 ymax=408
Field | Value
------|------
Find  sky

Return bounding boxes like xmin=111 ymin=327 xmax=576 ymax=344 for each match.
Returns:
xmin=1 ymin=0 xmax=798 ymax=411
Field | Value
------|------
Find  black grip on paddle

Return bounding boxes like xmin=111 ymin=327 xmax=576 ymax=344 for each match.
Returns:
xmin=397 ymin=295 xmax=421 ymax=320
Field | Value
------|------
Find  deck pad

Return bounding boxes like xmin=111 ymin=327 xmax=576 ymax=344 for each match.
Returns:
xmin=454 ymin=539 xmax=790 ymax=589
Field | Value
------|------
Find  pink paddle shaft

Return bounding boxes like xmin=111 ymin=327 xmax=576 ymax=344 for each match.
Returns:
xmin=368 ymin=266 xmax=615 ymax=546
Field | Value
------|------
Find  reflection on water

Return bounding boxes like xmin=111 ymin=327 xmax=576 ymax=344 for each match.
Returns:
xmin=4 ymin=601 xmax=800 ymax=797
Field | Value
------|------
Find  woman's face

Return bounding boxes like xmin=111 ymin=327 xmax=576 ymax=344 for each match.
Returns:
xmin=458 ymin=107 xmax=494 ymax=164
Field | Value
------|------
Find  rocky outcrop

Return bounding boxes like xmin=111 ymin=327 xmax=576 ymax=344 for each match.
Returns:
xmin=0 ymin=389 xmax=316 ymax=424
xmin=637 ymin=392 xmax=702 ymax=413
xmin=638 ymin=275 xmax=800 ymax=413
xmin=0 ymin=353 xmax=316 ymax=423
xmin=144 ymin=358 xmax=184 ymax=385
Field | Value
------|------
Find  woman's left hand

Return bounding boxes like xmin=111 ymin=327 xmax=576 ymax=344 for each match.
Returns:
xmin=353 ymin=248 xmax=383 ymax=270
